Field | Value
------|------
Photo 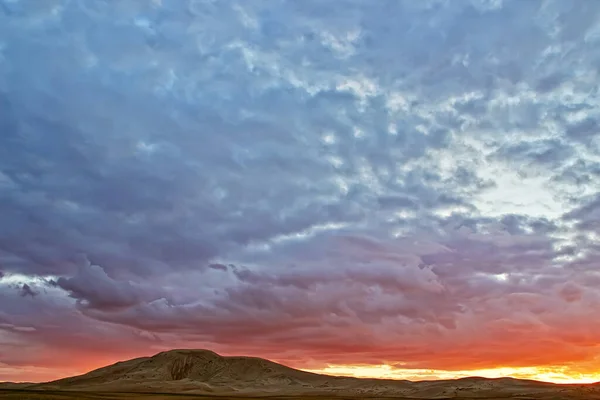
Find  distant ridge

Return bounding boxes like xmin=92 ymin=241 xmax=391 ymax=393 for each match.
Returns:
xmin=4 ymin=349 xmax=600 ymax=398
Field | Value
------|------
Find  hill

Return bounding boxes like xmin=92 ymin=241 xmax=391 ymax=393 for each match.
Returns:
xmin=31 ymin=349 xmax=335 ymax=394
xmin=6 ymin=349 xmax=600 ymax=398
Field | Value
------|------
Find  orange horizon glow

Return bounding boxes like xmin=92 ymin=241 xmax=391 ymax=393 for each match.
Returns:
xmin=302 ymin=364 xmax=600 ymax=385
xmin=4 ymin=358 xmax=600 ymax=386
xmin=2 ymin=342 xmax=599 ymax=386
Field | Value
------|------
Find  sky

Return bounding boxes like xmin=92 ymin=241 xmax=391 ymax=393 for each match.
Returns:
xmin=1 ymin=0 xmax=600 ymax=385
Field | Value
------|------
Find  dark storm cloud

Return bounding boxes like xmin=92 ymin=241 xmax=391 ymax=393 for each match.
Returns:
xmin=19 ymin=284 xmax=37 ymax=298
xmin=207 ymin=263 xmax=229 ymax=272
xmin=1 ymin=0 xmax=600 ymax=380
xmin=55 ymin=260 xmax=158 ymax=310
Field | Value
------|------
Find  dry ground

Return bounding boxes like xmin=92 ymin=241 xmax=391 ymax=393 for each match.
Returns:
xmin=3 ymin=389 xmax=600 ymax=400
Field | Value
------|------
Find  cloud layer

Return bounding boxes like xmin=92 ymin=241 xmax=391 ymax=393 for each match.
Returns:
xmin=1 ymin=0 xmax=600 ymax=383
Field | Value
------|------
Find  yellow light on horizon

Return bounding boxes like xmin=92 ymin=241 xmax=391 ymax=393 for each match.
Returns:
xmin=301 ymin=364 xmax=600 ymax=384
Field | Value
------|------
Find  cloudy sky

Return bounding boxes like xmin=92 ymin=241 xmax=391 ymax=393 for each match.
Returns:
xmin=2 ymin=0 xmax=600 ymax=384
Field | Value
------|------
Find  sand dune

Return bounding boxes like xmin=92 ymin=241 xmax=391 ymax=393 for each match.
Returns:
xmin=4 ymin=349 xmax=600 ymax=399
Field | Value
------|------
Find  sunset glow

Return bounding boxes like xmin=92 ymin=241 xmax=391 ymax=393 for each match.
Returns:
xmin=305 ymin=365 xmax=600 ymax=385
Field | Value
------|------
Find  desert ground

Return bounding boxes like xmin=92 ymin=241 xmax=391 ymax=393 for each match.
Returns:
xmin=3 ymin=390 xmax=600 ymax=400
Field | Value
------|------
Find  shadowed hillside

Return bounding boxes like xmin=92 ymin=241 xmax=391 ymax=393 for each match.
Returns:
xmin=32 ymin=349 xmax=334 ymax=393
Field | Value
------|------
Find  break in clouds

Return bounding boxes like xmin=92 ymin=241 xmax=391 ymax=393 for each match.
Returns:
xmin=2 ymin=0 xmax=600 ymax=381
